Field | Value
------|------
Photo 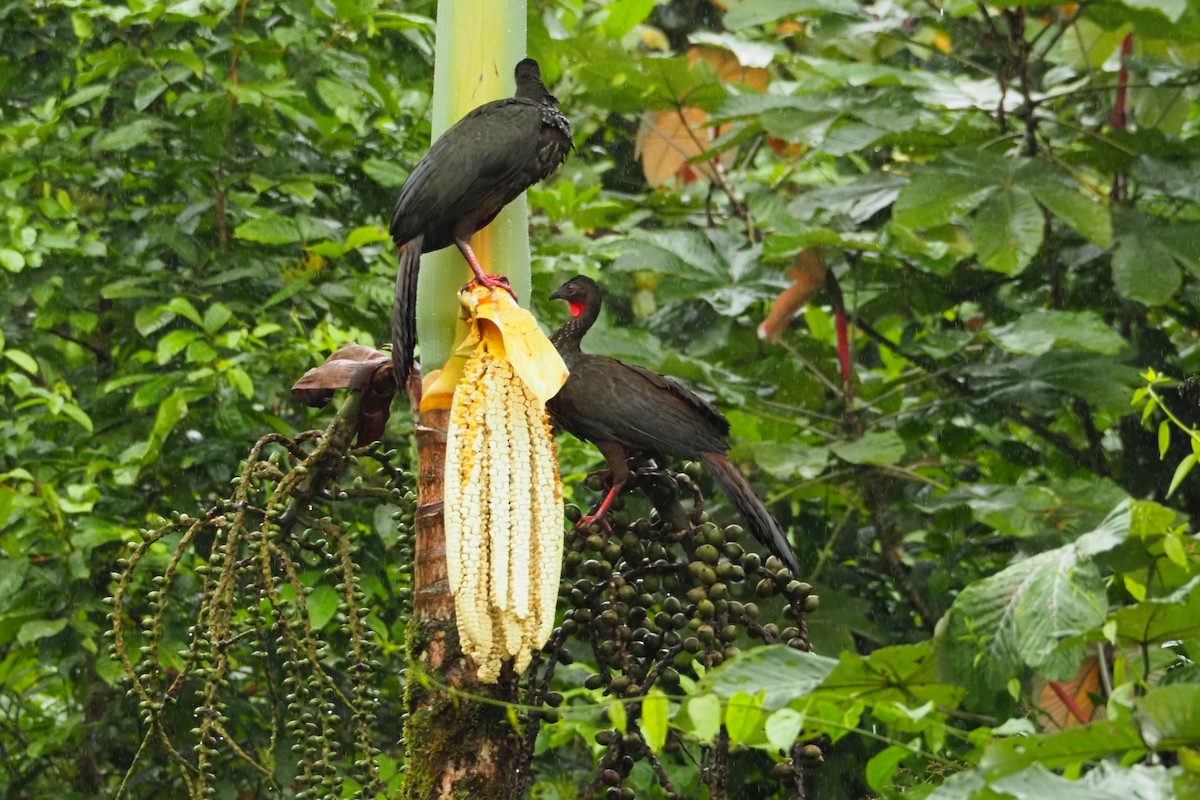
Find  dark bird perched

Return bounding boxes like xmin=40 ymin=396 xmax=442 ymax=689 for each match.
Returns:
xmin=389 ymin=58 xmax=572 ymax=388
xmin=547 ymin=276 xmax=801 ymax=576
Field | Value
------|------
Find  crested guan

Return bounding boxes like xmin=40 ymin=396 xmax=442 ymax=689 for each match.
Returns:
xmin=547 ymin=276 xmax=801 ymax=576
xmin=389 ymin=58 xmax=572 ymax=388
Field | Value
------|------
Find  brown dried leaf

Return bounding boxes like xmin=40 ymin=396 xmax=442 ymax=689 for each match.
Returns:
xmin=1031 ymin=652 xmax=1106 ymax=731
xmin=292 ymin=343 xmax=393 ymax=407
xmin=689 ymin=45 xmax=770 ymax=90
xmin=635 ymin=45 xmax=770 ymax=188
xmin=636 ymin=106 xmax=721 ymax=188
xmin=292 ymin=343 xmax=397 ymax=446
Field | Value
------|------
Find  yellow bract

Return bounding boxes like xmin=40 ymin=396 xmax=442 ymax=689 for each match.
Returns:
xmin=439 ymin=285 xmax=567 ymax=683
xmin=422 ymin=285 xmax=569 ymax=411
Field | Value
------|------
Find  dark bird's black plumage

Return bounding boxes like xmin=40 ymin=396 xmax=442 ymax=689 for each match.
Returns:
xmin=389 ymin=58 xmax=572 ymax=388
xmin=547 ymin=276 xmax=801 ymax=576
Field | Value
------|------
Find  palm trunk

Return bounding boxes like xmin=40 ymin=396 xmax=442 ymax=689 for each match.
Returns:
xmin=401 ymin=1 xmax=532 ymax=797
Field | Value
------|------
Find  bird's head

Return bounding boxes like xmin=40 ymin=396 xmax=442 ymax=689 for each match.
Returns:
xmin=550 ymin=275 xmax=601 ymax=318
xmin=514 ymin=58 xmax=542 ymax=83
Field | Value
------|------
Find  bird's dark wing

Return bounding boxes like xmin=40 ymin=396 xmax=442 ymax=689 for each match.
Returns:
xmin=389 ymin=99 xmax=548 ymax=245
xmin=613 ymin=359 xmax=732 ymax=440
xmin=549 ymin=355 xmax=730 ymax=458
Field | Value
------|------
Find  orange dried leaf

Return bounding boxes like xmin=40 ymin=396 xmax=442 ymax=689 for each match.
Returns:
xmin=688 ymin=45 xmax=770 ymax=90
xmin=758 ymin=249 xmax=828 ymax=342
xmin=636 ymin=107 xmax=719 ymax=187
xmin=1032 ymin=653 xmax=1105 ymax=731
xmin=637 ymin=45 xmax=771 ymax=188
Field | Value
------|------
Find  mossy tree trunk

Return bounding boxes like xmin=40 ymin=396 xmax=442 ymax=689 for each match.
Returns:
xmin=401 ymin=1 xmax=531 ymax=797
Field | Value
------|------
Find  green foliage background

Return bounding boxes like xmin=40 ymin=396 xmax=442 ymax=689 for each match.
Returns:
xmin=2 ymin=0 xmax=1200 ymax=797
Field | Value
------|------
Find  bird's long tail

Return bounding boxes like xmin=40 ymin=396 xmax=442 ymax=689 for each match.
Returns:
xmin=391 ymin=236 xmax=422 ymax=389
xmin=699 ymin=452 xmax=800 ymax=576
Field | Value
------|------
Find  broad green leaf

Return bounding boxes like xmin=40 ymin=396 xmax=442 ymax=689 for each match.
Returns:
xmin=17 ymin=618 xmax=69 ymax=645
xmin=760 ymin=107 xmax=840 ymax=145
xmin=226 ymin=366 xmax=254 ymax=399
xmin=134 ymin=74 xmax=167 ymax=111
xmin=990 ymin=763 xmax=1147 ymax=799
xmin=0 ymin=248 xmax=26 ymax=272
xmin=1162 ymin=532 xmax=1188 ymax=568
xmin=1158 ymin=420 xmax=1171 ymax=459
xmin=686 ymin=694 xmax=722 ymax=743
xmin=893 ymin=149 xmax=1012 ymax=228
xmin=1135 ymin=685 xmax=1200 ymax=748
xmin=642 ymin=690 xmax=669 ymax=751
xmin=1075 ymin=500 xmax=1134 ymax=556
xmin=866 ymin=745 xmax=911 ymax=793
xmin=723 ymin=0 xmax=859 ymax=29
xmin=609 ymin=697 xmax=627 ymax=733
xmin=71 ymin=11 xmax=94 ymax=39
xmin=724 ymin=691 xmax=764 ymax=744
xmin=578 ymin=53 xmax=727 ymax=113
xmin=700 ymin=645 xmax=838 ymax=710
xmin=234 ymin=214 xmax=303 ymax=244
xmin=1167 ymin=453 xmax=1196 ymax=497
xmin=738 ymin=441 xmax=829 ymax=481
xmin=1112 ymin=232 xmax=1181 ymax=306
xmin=830 ymin=430 xmax=905 ymax=466
xmin=63 ymin=83 xmax=109 ymax=108
xmin=813 ymin=642 xmax=962 ymax=709
xmin=1023 ymin=178 xmax=1112 ymax=248
xmin=4 ymin=349 xmax=39 ymax=375
xmin=967 ymin=186 xmax=1044 ymax=275
xmin=94 ymin=119 xmax=170 ymax=151
xmin=818 ymin=122 xmax=887 ymax=155
xmin=307 ymin=585 xmax=340 ymax=629
xmin=1118 ymin=0 xmax=1187 ymax=22
xmin=59 ymin=403 xmax=94 ymax=433
xmin=315 ymin=78 xmax=361 ymax=112
xmin=187 ymin=338 xmax=217 ymax=363
xmin=764 ymin=708 xmax=804 ymax=751
xmin=345 ymin=225 xmax=390 ymax=250
xmin=362 ymin=159 xmax=408 ymax=188
xmin=0 ymin=558 xmax=29 ymax=612
xmin=163 ymin=297 xmax=204 ymax=327
xmin=156 ymin=329 xmax=201 ymax=364
xmin=603 ymin=0 xmax=656 ymax=39
xmin=938 ymin=543 xmax=1107 ymax=704
xmin=201 ymin=302 xmax=232 ymax=334
xmin=1110 ymin=576 xmax=1200 ymax=646
xmin=965 ymin=352 xmax=1141 ymax=414
xmin=982 ymin=722 xmax=1144 ymax=779
xmin=990 ymin=310 xmax=1126 ymax=356
xmin=787 ymin=172 xmax=906 ymax=224
xmin=150 ymin=391 xmax=189 ymax=449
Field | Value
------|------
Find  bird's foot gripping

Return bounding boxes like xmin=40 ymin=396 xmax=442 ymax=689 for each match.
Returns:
xmin=464 ymin=273 xmax=519 ymax=303
xmin=572 ymin=480 xmax=623 ymax=533
xmin=574 ymin=511 xmax=612 ymax=534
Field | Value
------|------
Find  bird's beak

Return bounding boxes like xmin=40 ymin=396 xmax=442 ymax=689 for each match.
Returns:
xmin=549 ymin=287 xmax=567 ymax=301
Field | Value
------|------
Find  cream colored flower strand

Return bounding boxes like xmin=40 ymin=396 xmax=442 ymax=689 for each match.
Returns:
xmin=437 ymin=287 xmax=567 ymax=683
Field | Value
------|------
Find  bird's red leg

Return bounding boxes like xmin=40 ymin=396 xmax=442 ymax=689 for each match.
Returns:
xmin=574 ymin=442 xmax=632 ymax=532
xmin=456 ymin=238 xmax=518 ymax=301
xmin=576 ymin=481 xmax=623 ymax=532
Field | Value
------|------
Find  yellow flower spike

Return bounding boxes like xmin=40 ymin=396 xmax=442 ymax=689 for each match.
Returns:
xmin=438 ymin=282 xmax=567 ymax=683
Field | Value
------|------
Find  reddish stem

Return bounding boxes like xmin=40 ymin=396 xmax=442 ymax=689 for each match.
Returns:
xmin=1047 ymin=680 xmax=1092 ymax=726
xmin=1110 ymin=34 xmax=1134 ymax=131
